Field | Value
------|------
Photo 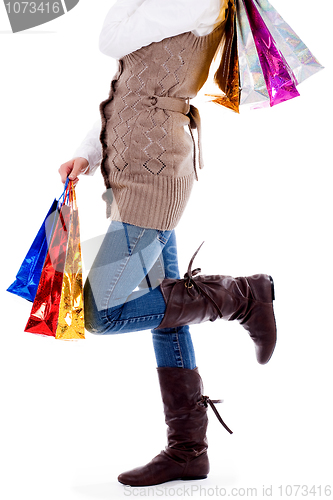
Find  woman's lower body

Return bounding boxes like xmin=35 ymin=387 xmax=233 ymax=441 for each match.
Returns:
xmin=84 ymin=220 xmax=196 ymax=369
xmin=83 ymin=220 xmax=277 ymax=486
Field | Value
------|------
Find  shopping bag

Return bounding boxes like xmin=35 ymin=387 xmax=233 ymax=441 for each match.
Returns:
xmin=55 ymin=184 xmax=85 ymax=340
xmin=6 ymin=198 xmax=58 ymax=302
xmin=209 ymin=0 xmax=240 ymax=112
xmin=242 ymin=0 xmax=300 ymax=107
xmin=254 ymin=0 xmax=324 ymax=85
xmin=236 ymin=0 xmax=270 ymax=107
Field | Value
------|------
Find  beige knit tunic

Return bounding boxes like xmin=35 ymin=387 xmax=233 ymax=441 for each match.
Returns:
xmin=99 ymin=20 xmax=225 ymax=231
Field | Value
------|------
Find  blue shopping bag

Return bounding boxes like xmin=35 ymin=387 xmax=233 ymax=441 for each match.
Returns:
xmin=7 ymin=180 xmax=70 ymax=302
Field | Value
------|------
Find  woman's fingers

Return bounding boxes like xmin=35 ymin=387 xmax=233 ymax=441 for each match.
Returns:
xmin=69 ymin=157 xmax=89 ymax=181
xmin=58 ymin=157 xmax=89 ymax=184
xmin=58 ymin=159 xmax=74 ymax=183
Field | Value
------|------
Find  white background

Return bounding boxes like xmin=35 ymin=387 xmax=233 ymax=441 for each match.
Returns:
xmin=0 ymin=1 xmax=332 ymax=499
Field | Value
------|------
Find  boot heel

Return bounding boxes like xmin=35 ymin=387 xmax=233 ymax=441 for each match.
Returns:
xmin=268 ymin=276 xmax=275 ymax=301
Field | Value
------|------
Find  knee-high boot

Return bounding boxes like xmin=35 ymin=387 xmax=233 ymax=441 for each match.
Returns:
xmin=117 ymin=366 xmax=231 ymax=487
xmin=156 ymin=244 xmax=277 ymax=365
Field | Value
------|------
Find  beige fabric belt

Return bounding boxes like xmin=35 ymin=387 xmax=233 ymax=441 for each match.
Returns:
xmin=143 ymin=95 xmax=204 ymax=180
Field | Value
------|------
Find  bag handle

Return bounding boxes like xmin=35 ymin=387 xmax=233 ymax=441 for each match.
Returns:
xmin=57 ymin=177 xmax=77 ymax=210
xmin=57 ymin=177 xmax=70 ymax=207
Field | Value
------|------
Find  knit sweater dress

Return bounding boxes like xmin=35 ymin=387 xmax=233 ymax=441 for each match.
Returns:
xmin=99 ymin=20 xmax=225 ymax=231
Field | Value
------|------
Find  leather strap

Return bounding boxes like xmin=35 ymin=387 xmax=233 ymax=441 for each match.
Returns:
xmin=199 ymin=395 xmax=233 ymax=434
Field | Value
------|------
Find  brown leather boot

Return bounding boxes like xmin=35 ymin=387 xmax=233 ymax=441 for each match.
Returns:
xmin=117 ymin=367 xmax=232 ymax=487
xmin=157 ymin=243 xmax=277 ymax=365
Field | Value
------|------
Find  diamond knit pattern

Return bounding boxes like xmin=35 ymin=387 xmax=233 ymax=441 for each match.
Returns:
xmin=142 ymin=41 xmax=186 ymax=174
xmin=98 ymin=23 xmax=226 ymax=230
xmin=112 ymin=60 xmax=148 ymax=172
xmin=158 ymin=42 xmax=186 ymax=95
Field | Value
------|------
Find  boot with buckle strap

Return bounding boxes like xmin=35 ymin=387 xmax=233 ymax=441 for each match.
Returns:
xmin=117 ymin=367 xmax=232 ymax=487
xmin=157 ymin=243 xmax=277 ymax=365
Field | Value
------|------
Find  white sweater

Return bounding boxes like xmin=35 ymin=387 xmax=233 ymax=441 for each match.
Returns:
xmin=72 ymin=0 xmax=226 ymax=175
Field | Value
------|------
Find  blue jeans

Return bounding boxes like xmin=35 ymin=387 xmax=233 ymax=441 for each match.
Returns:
xmin=83 ymin=221 xmax=196 ymax=369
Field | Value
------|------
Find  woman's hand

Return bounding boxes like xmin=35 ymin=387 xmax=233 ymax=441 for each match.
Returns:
xmin=58 ymin=157 xmax=89 ymax=185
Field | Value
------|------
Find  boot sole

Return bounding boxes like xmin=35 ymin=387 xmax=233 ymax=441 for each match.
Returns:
xmin=182 ymin=475 xmax=208 ymax=481
xmin=119 ymin=474 xmax=208 ymax=486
